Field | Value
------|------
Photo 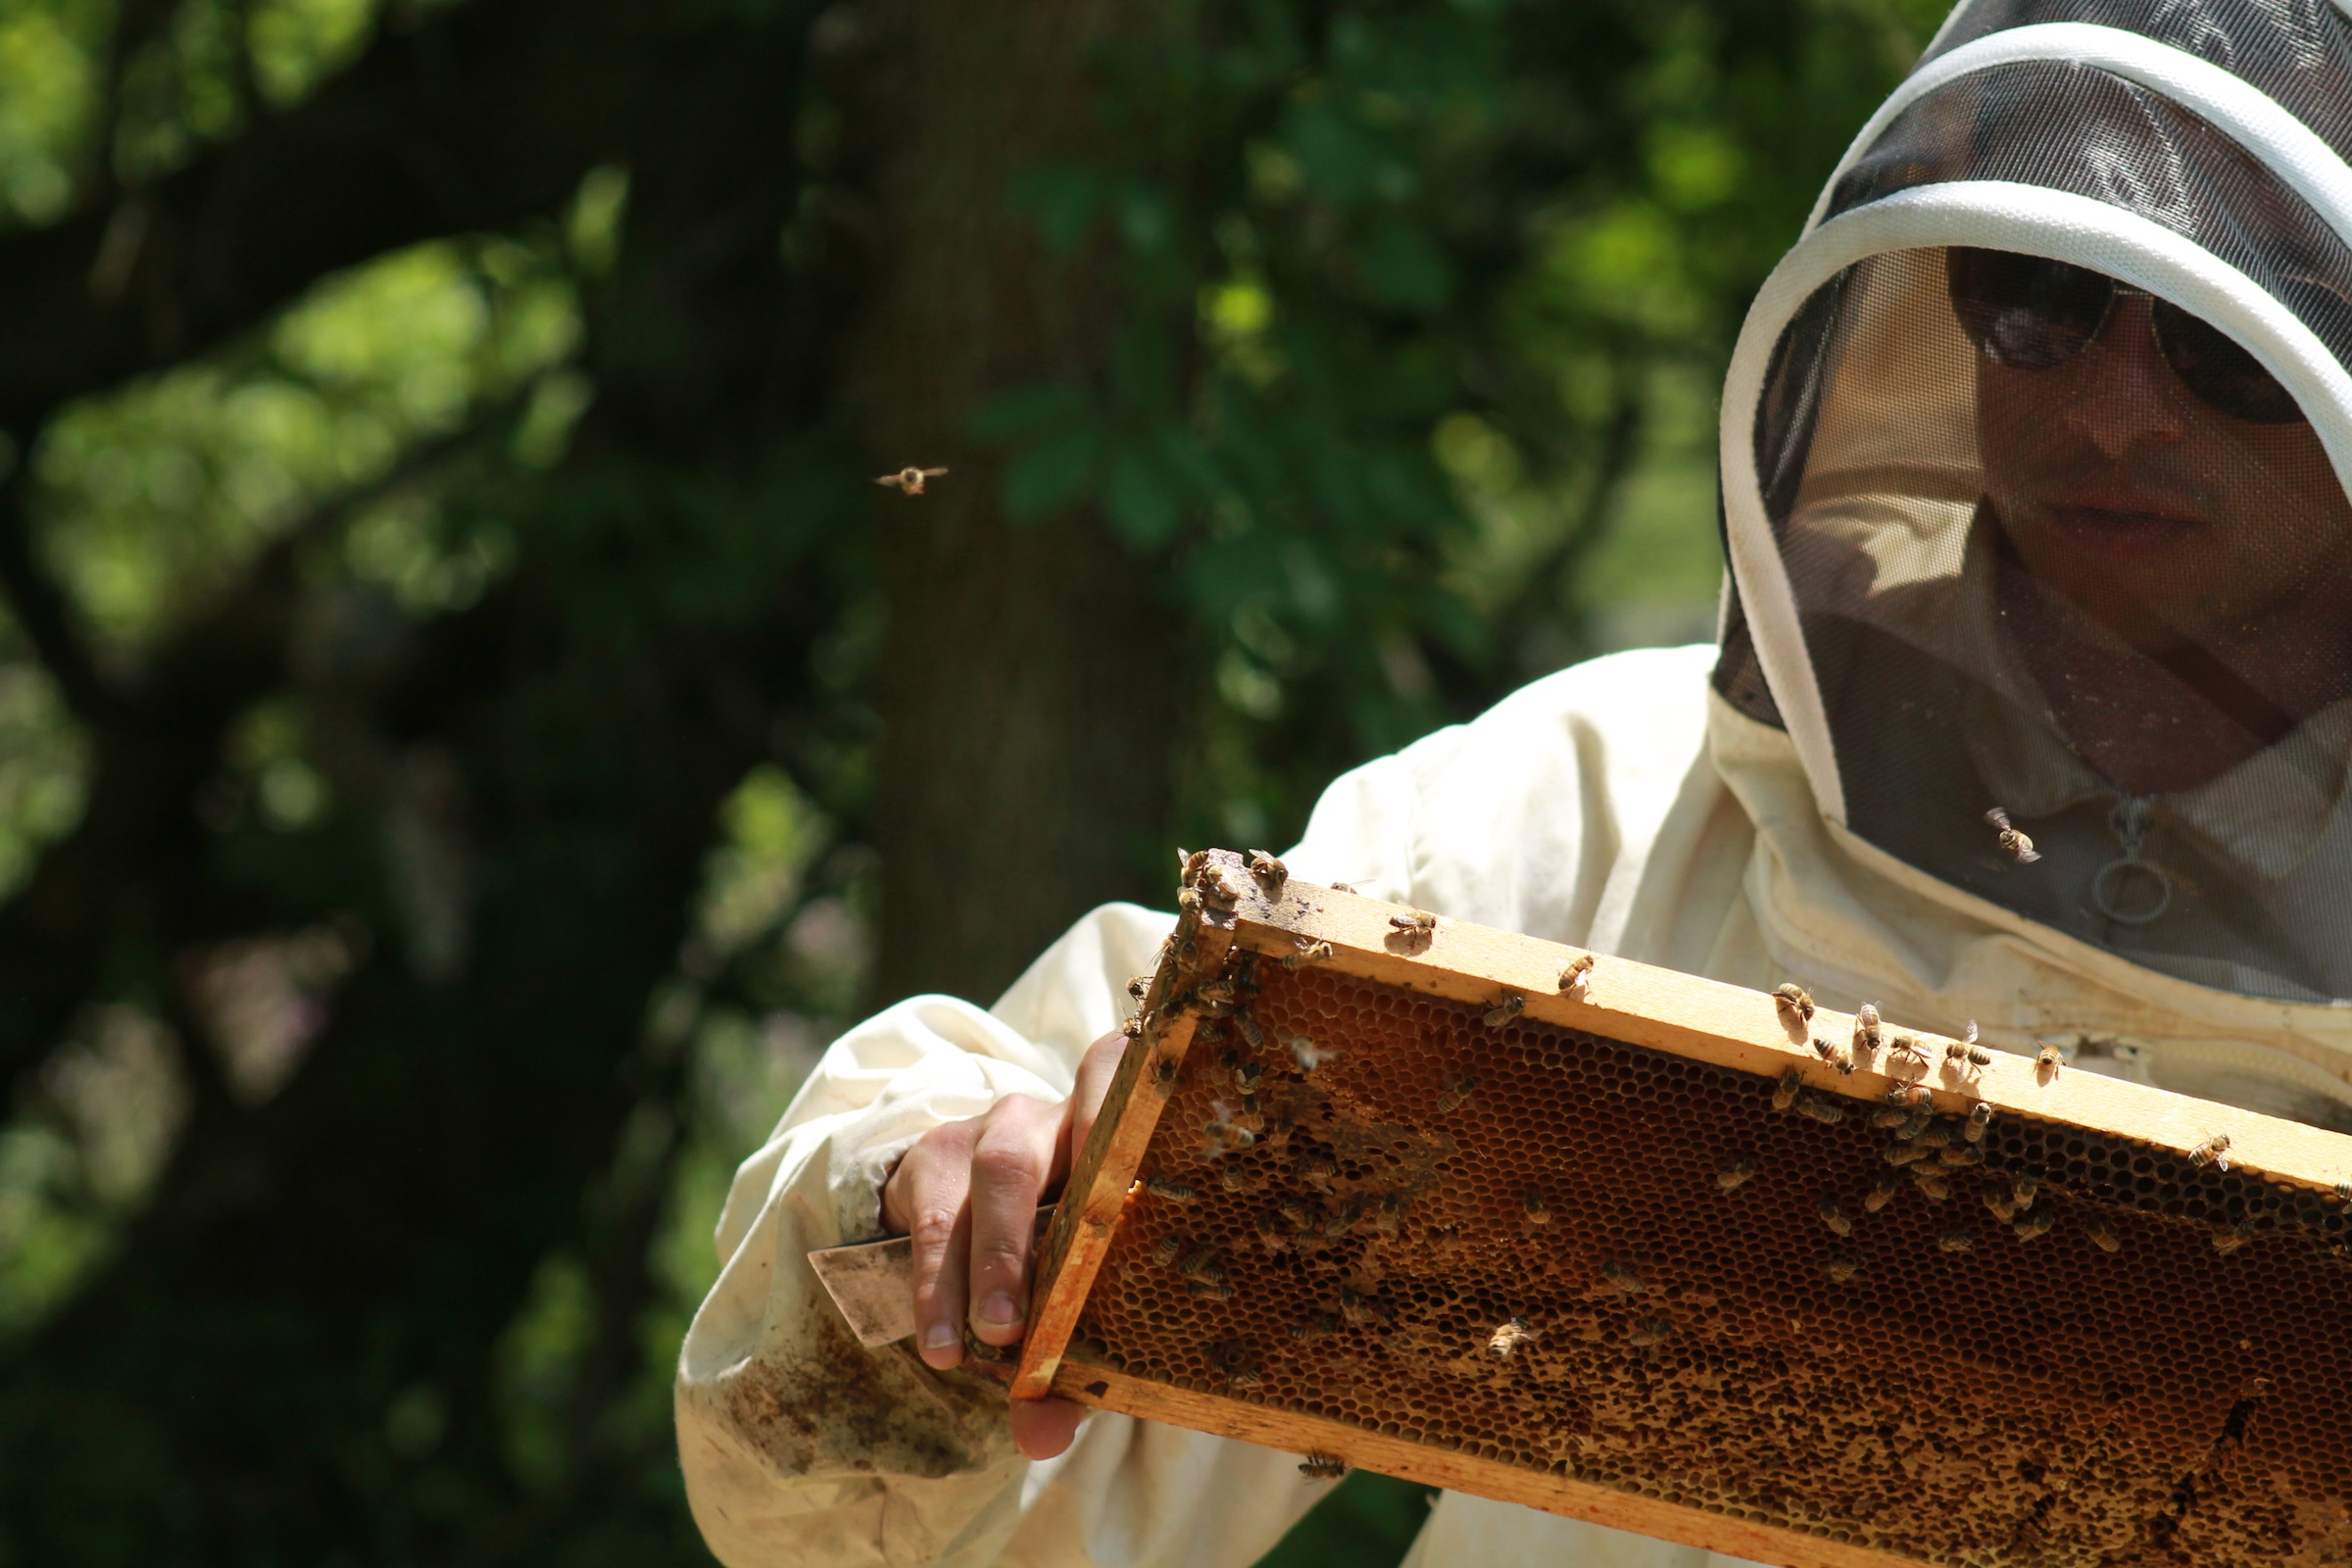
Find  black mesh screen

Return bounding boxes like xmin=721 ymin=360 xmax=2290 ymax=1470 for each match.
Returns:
xmin=1749 ymin=247 xmax=2352 ymax=1003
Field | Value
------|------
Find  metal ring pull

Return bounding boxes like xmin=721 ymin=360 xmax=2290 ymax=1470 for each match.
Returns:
xmin=2092 ymin=796 xmax=2173 ymax=927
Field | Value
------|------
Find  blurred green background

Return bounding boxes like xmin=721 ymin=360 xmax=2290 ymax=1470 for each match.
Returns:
xmin=0 ymin=0 xmax=1943 ymax=1560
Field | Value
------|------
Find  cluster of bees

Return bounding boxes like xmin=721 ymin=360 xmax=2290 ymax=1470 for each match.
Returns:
xmin=1767 ymin=984 xmax=2265 ymax=1264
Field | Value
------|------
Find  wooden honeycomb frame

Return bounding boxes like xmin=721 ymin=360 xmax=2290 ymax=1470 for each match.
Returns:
xmin=1014 ymin=852 xmax=2352 ymax=1568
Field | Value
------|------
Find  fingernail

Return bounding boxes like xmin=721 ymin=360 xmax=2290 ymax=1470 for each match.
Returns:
xmin=980 ymin=1292 xmax=1023 ymax=1327
xmin=922 ymin=1323 xmax=959 ymax=1350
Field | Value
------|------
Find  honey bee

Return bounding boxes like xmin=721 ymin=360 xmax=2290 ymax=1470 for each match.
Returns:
xmin=1888 ymin=1035 xmax=1932 ymax=1076
xmin=1913 ymin=1171 xmax=1953 ymax=1201
xmin=1122 ymin=1015 xmax=1145 ymax=1040
xmin=2034 ymin=1041 xmax=2064 ymax=1081
xmin=1795 ymin=1093 xmax=1846 ymax=1126
xmin=1291 ymin=1312 xmax=1340 ymax=1341
xmin=1234 ymin=1011 xmax=1266 ymax=1052
xmin=1884 ymin=1144 xmax=1934 ymax=1167
xmin=1984 ymin=807 xmax=2041 ymax=863
xmin=1627 ymin=1314 xmax=1675 ymax=1348
xmin=1937 ymin=1230 xmax=1976 ymax=1253
xmin=1282 ymin=939 xmax=1337 ymax=971
xmin=1559 ymin=954 xmax=1595 ymax=994
xmin=1199 ymin=1119 xmax=1256 ymax=1158
xmin=1896 ymin=1110 xmax=1934 ymax=1143
xmin=1372 ymin=1194 xmax=1404 ymax=1235
xmin=1294 ymin=1156 xmax=1338 ymax=1193
xmin=1716 ymin=1153 xmax=1759 ymax=1192
xmin=1152 ymin=1235 xmax=1190 ymax=1268
xmin=2012 ymin=1173 xmax=2039 ymax=1210
xmin=1389 ymin=910 xmax=1438 ymax=934
xmin=1253 ymin=1211 xmax=1292 ymax=1252
xmin=2189 ymin=1134 xmax=2234 ymax=1172
xmin=1298 ymin=1453 xmax=1348 ymax=1480
xmin=2085 ymin=1216 xmax=2122 ymax=1253
xmin=1600 ymin=1259 xmax=1645 ymax=1296
xmin=1152 ymin=1055 xmax=1178 ymax=1094
xmin=2336 ymin=1179 xmax=2351 ymax=1204
xmin=1189 ymin=1278 xmax=1237 ymax=1300
xmin=1180 ymin=1245 xmax=1223 ymax=1279
xmin=1277 ymin=1199 xmax=1310 ymax=1230
xmin=875 ymin=465 xmax=950 ymax=495
xmin=1824 ymin=1256 xmax=1860 ymax=1283
xmin=1938 ymin=1145 xmax=1984 ymax=1168
xmin=2012 ymin=1209 xmax=2056 ymax=1241
xmin=1246 ymin=851 xmax=1288 ymax=897
xmin=1338 ymin=1288 xmax=1395 ymax=1327
xmin=1882 ymin=1083 xmax=1932 ymax=1111
xmin=1964 ymin=1102 xmax=1994 ymax=1145
xmin=1484 ymin=994 xmax=1526 ymax=1028
xmin=1522 ymin=1189 xmax=1553 ymax=1227
xmin=1943 ymin=1029 xmax=1990 ymax=1079
xmin=1437 ymin=1074 xmax=1479 ymax=1113
xmin=1127 ymin=975 xmax=1150 ymax=1003
xmin=1324 ymin=1199 xmax=1365 ymax=1240
xmin=1812 ymin=1038 xmax=1857 ymax=1074
xmin=1221 ymin=1165 xmax=1259 ymax=1194
xmin=1772 ymin=1068 xmax=1803 ymax=1113
xmin=1774 ymin=983 xmax=1816 ymax=1022
xmin=1816 ymin=1196 xmax=1853 ymax=1237
xmin=1486 ymin=1317 xmax=1540 ymax=1358
xmin=2212 ymin=1220 xmax=2258 ymax=1256
xmin=1853 ymin=1003 xmax=1883 ymax=1054
xmin=1961 ymin=1020 xmax=1992 ymax=1065
xmin=1870 ymin=1107 xmax=1909 ymax=1130
xmin=1864 ymin=1175 xmax=1898 ymax=1213
xmin=1983 ymin=1189 xmax=2018 ymax=1223
xmin=1144 ymin=1177 xmax=1200 ymax=1203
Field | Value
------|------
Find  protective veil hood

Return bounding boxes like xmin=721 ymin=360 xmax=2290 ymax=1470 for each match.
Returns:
xmin=1716 ymin=0 xmax=2352 ymax=1038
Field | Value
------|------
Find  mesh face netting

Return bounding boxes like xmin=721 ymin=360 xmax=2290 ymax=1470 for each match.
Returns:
xmin=1720 ymin=0 xmax=2352 ymax=1004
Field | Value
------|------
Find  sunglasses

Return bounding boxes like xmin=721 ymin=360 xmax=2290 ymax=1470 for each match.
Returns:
xmin=1945 ymin=247 xmax=2305 ymax=425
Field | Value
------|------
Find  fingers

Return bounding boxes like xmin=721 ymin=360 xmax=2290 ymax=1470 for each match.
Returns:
xmin=884 ymin=1121 xmax=981 ymax=1369
xmin=1007 ymin=1395 xmax=1087 ymax=1459
xmin=964 ymin=1094 xmax=1064 ymax=1347
xmin=1066 ymin=1028 xmax=1128 ymax=1165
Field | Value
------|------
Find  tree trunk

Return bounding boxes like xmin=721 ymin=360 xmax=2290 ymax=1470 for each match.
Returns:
xmin=844 ymin=0 xmax=1182 ymax=1004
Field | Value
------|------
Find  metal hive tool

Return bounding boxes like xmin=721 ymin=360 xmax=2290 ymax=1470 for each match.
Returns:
xmin=1011 ymin=851 xmax=2352 ymax=1568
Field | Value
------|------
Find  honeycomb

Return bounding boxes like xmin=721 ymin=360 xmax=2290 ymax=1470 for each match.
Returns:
xmin=1061 ymin=952 xmax=2352 ymax=1566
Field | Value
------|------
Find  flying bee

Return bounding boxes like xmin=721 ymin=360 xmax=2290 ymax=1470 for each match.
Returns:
xmin=2012 ymin=1173 xmax=2039 ymax=1210
xmin=1283 ymin=940 xmax=1336 ymax=971
xmin=1144 ymin=1177 xmax=1199 ymax=1203
xmin=1389 ymin=909 xmax=1438 ymax=935
xmin=1486 ymin=1317 xmax=1540 ymax=1358
xmin=1853 ymin=1003 xmax=1883 ymax=1055
xmin=1937 ymin=1230 xmax=1976 ymax=1253
xmin=1254 ymin=1211 xmax=1292 ymax=1252
xmin=1824 ymin=1256 xmax=1860 ymax=1283
xmin=2212 ymin=1220 xmax=2259 ymax=1256
xmin=1864 ymin=1175 xmax=1899 ymax=1213
xmin=1246 ymin=851 xmax=1288 ymax=897
xmin=1559 ymin=954 xmax=1595 ymax=994
xmin=1772 ymin=1068 xmax=1803 ymax=1113
xmin=1965 ymin=1102 xmax=1994 ymax=1145
xmin=1152 ymin=1235 xmax=1189 ymax=1268
xmin=1199 ymin=1119 xmax=1255 ymax=1158
xmin=1984 ymin=807 xmax=2041 ymax=863
xmin=2189 ymin=1134 xmax=2234 ymax=1172
xmin=1522 ymin=1189 xmax=1553 ymax=1227
xmin=1599 ymin=1259 xmax=1645 ymax=1296
xmin=1795 ymin=1093 xmax=1846 ymax=1126
xmin=1774 ymin=983 xmax=1816 ymax=1022
xmin=1627 ymin=1314 xmax=1675 ymax=1348
xmin=1290 ymin=1312 xmax=1339 ymax=1341
xmin=1716 ymin=1153 xmax=1759 ymax=1192
xmin=1885 ymin=1144 xmax=1934 ymax=1167
xmin=875 ymin=465 xmax=950 ymax=495
xmin=2013 ymin=1209 xmax=2056 ymax=1241
xmin=1983 ymin=1189 xmax=2018 ymax=1223
xmin=1485 ymin=994 xmax=1525 ymax=1028
xmin=1437 ymin=1074 xmax=1479 ymax=1113
xmin=2086 ymin=1216 xmax=2122 ymax=1253
xmin=1816 ymin=1196 xmax=1853 ymax=1237
xmin=1298 ymin=1453 xmax=1348 ymax=1481
xmin=2034 ymin=1041 xmax=2064 ymax=1081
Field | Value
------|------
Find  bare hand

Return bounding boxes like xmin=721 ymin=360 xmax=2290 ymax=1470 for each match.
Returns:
xmin=881 ymin=1028 xmax=1127 ymax=1458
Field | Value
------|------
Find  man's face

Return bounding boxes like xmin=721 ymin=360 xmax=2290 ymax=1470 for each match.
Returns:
xmin=1976 ymin=292 xmax=2352 ymax=662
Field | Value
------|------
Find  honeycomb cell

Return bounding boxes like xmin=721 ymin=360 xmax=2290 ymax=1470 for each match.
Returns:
xmin=1064 ymin=946 xmax=2352 ymax=1566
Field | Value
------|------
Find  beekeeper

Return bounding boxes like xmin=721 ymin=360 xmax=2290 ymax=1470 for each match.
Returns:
xmin=676 ymin=4 xmax=2352 ymax=1565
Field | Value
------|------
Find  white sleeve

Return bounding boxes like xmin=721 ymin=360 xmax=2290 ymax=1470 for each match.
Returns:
xmin=673 ymin=902 xmax=1330 ymax=1568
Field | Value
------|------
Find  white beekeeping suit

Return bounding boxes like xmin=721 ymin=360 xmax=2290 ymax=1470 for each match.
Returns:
xmin=677 ymin=3 xmax=2352 ymax=1564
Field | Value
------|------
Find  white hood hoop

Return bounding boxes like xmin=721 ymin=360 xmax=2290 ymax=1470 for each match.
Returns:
xmin=1720 ymin=178 xmax=2352 ymax=833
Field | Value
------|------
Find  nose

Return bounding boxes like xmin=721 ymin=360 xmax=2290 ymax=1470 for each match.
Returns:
xmin=2069 ymin=296 xmax=2190 ymax=460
